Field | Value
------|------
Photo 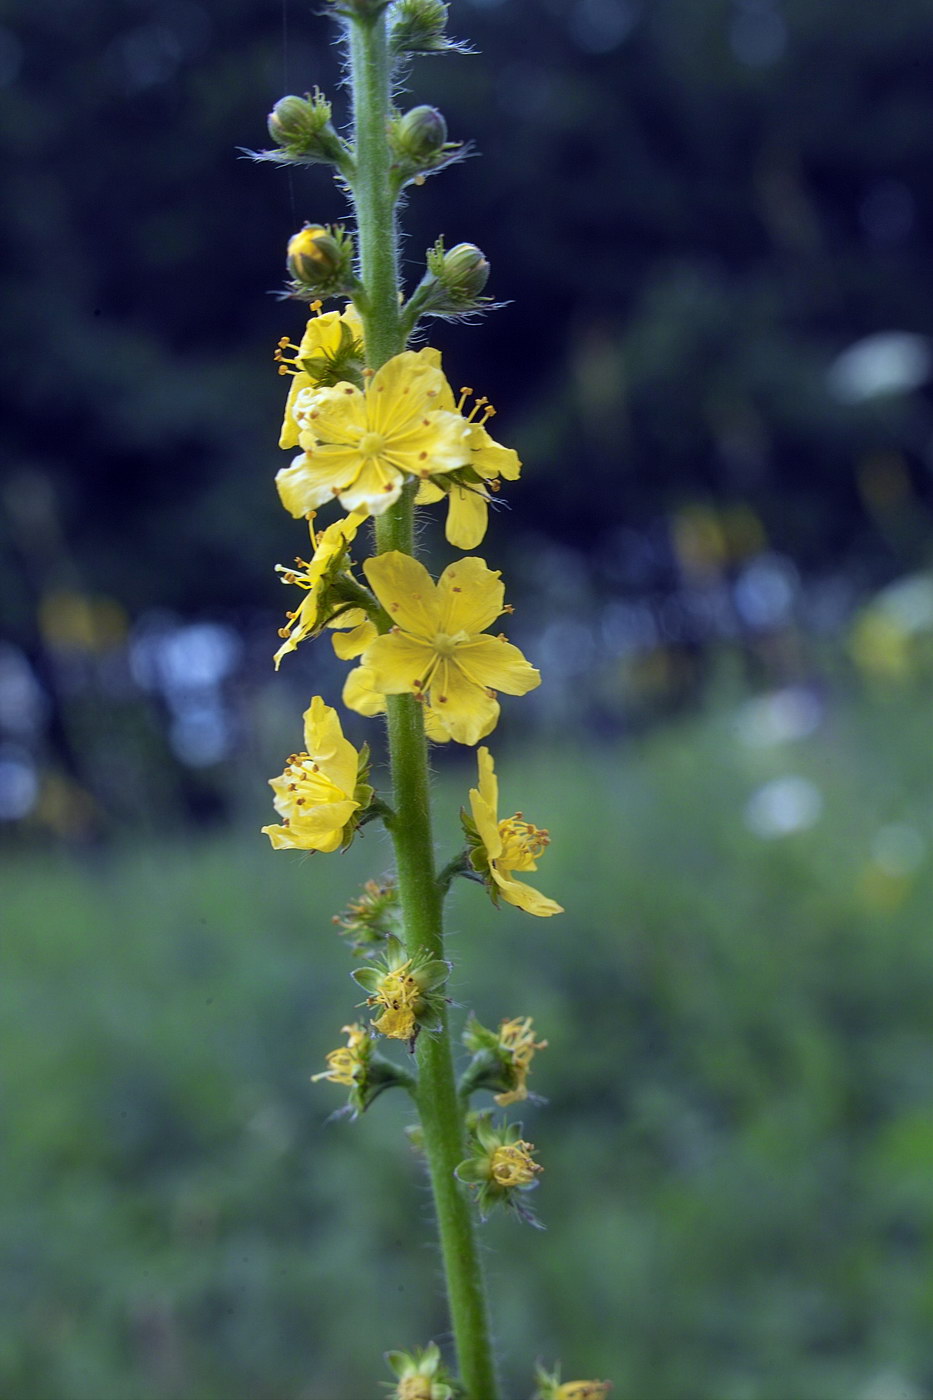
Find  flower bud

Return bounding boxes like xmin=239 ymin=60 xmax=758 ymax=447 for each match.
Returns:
xmin=437 ymin=242 xmax=490 ymax=301
xmin=268 ymin=94 xmax=327 ymax=147
xmin=395 ymin=105 xmax=447 ymax=163
xmin=286 ymin=224 xmax=356 ymax=296
xmin=389 ymin=0 xmax=456 ymax=57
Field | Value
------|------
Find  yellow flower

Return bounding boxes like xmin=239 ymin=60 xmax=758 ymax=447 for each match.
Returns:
xmin=495 ymin=1016 xmax=548 ymax=1106
xmin=275 ymin=350 xmax=470 ymax=518
xmin=275 ymin=302 xmax=364 ymax=449
xmin=416 ymin=382 xmax=521 ymax=548
xmin=489 ymin=1139 xmax=542 ymax=1188
xmin=468 ymin=747 xmax=563 ymax=916
xmin=261 ymin=696 xmax=371 ymax=852
xmin=360 ymin=553 xmax=540 ymax=745
xmin=272 ymin=510 xmax=367 ymax=669
xmin=310 ymin=1023 xmax=370 ymax=1087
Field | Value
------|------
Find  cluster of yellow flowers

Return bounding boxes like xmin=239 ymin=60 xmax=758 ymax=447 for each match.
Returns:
xmin=262 ymin=302 xmax=562 ymax=920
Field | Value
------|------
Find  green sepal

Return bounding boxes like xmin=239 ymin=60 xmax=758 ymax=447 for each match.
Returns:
xmin=454 ymin=1158 xmax=488 ymax=1184
xmin=351 ymin=965 xmax=383 ymax=994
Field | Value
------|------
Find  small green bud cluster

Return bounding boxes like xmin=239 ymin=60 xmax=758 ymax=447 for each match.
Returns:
xmin=267 ymin=91 xmax=349 ymax=167
xmin=286 ymin=224 xmax=358 ymax=299
xmin=385 ymin=1342 xmax=460 ymax=1400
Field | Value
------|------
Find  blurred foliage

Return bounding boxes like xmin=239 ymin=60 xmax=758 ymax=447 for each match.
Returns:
xmin=4 ymin=0 xmax=933 ymax=645
xmin=3 ymin=680 xmax=933 ymax=1398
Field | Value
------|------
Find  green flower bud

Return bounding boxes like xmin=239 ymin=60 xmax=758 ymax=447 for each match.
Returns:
xmin=390 ymin=0 xmax=460 ymax=57
xmin=267 ymin=93 xmax=329 ymax=148
xmin=435 ymin=241 xmax=490 ymax=302
xmin=395 ymin=105 xmax=448 ymax=163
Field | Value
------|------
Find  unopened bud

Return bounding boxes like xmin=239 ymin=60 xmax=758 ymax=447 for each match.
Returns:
xmin=394 ymin=105 xmax=447 ymax=163
xmin=288 ymin=226 xmax=340 ymax=278
xmin=439 ymin=242 xmax=490 ymax=301
xmin=286 ymin=224 xmax=356 ymax=296
xmin=389 ymin=0 xmax=454 ymax=56
xmin=268 ymin=94 xmax=327 ymax=148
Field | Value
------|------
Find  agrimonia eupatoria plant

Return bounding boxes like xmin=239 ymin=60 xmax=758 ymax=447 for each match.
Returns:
xmin=255 ymin=2 xmax=609 ymax=1396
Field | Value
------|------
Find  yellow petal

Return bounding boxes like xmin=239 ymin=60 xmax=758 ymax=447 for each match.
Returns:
xmin=476 ymin=745 xmax=499 ymax=815
xmin=276 ymin=454 xmax=346 ymax=518
xmin=427 ymin=661 xmax=500 ymax=745
xmin=469 ymin=751 xmax=502 ymax=859
xmin=363 ymin=552 xmax=440 ymax=638
xmin=303 ymin=696 xmax=359 ymax=795
xmin=363 ymin=632 xmax=436 ymax=694
xmin=491 ymin=866 xmax=564 ymax=917
xmin=297 ymin=382 xmax=367 ymax=444
xmin=338 ymin=458 xmax=404 ymax=515
xmin=453 ymin=636 xmax=541 ymax=695
xmin=445 ymin=484 xmax=489 ymax=549
xmin=366 ymin=350 xmax=447 ymax=437
xmin=331 ymin=620 xmax=378 ymax=660
xmin=435 ymin=557 xmax=504 ymax=635
xmin=343 ymin=665 xmax=387 ymax=717
xmin=416 ymin=479 xmax=444 ymax=505
xmin=470 ymin=423 xmax=521 ymax=481
xmin=279 ymin=371 xmax=312 ymax=450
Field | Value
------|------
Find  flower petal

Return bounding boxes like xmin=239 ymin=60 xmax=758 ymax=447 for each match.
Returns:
xmin=363 ymin=632 xmax=436 ymax=694
xmin=427 ymin=661 xmax=500 ymax=745
xmin=342 ymin=665 xmax=387 ymax=717
xmin=445 ymin=484 xmax=489 ymax=549
xmin=303 ymin=696 xmax=359 ymax=794
xmin=338 ymin=459 xmax=404 ymax=516
xmin=276 ymin=453 xmax=349 ymax=518
xmin=453 ymin=636 xmax=540 ymax=695
xmin=296 ymin=382 xmax=366 ymax=444
xmin=436 ymin=557 xmax=504 ymax=635
xmin=331 ymin=619 xmax=378 ymax=660
xmin=491 ymin=865 xmax=564 ymax=917
xmin=363 ymin=552 xmax=440 ymax=638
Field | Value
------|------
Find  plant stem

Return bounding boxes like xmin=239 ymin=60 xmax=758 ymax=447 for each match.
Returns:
xmin=348 ymin=12 xmax=499 ymax=1399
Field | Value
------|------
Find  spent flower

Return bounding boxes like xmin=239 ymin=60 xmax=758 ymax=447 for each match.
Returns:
xmin=533 ymin=1364 xmax=612 ymax=1400
xmin=333 ymin=877 xmax=401 ymax=955
xmin=463 ymin=747 xmax=563 ymax=915
xmin=455 ymin=1113 xmax=543 ymax=1224
xmin=360 ymin=553 xmax=540 ymax=744
xmin=351 ymin=934 xmax=451 ymax=1043
xmin=311 ymin=1021 xmax=411 ymax=1116
xmin=384 ymin=1343 xmax=460 ymax=1400
xmin=461 ymin=1014 xmax=548 ymax=1105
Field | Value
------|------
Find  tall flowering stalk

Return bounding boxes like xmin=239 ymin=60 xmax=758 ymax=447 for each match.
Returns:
xmin=254 ymin=3 xmax=607 ymax=1396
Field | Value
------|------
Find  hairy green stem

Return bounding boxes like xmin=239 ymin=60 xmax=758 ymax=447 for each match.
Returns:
xmin=348 ymin=12 xmax=499 ymax=1399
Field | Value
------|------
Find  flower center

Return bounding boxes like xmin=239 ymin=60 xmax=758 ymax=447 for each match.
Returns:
xmin=358 ymin=431 xmax=386 ymax=457
xmin=432 ymin=631 xmax=462 ymax=658
xmin=498 ymin=814 xmax=550 ymax=869
xmin=489 ymin=1141 xmax=541 ymax=1188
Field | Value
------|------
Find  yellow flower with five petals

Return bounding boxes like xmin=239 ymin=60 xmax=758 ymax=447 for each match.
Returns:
xmin=275 ymin=302 xmax=364 ymax=449
xmin=467 ymin=746 xmax=563 ymax=915
xmin=275 ymin=349 xmax=470 ymax=519
xmin=360 ymin=552 xmax=540 ymax=745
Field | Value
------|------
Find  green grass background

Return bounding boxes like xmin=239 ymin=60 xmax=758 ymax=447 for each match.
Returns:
xmin=3 ymin=682 xmax=933 ymax=1400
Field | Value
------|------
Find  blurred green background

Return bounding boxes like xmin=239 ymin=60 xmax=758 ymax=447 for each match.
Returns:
xmin=3 ymin=0 xmax=933 ymax=1396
